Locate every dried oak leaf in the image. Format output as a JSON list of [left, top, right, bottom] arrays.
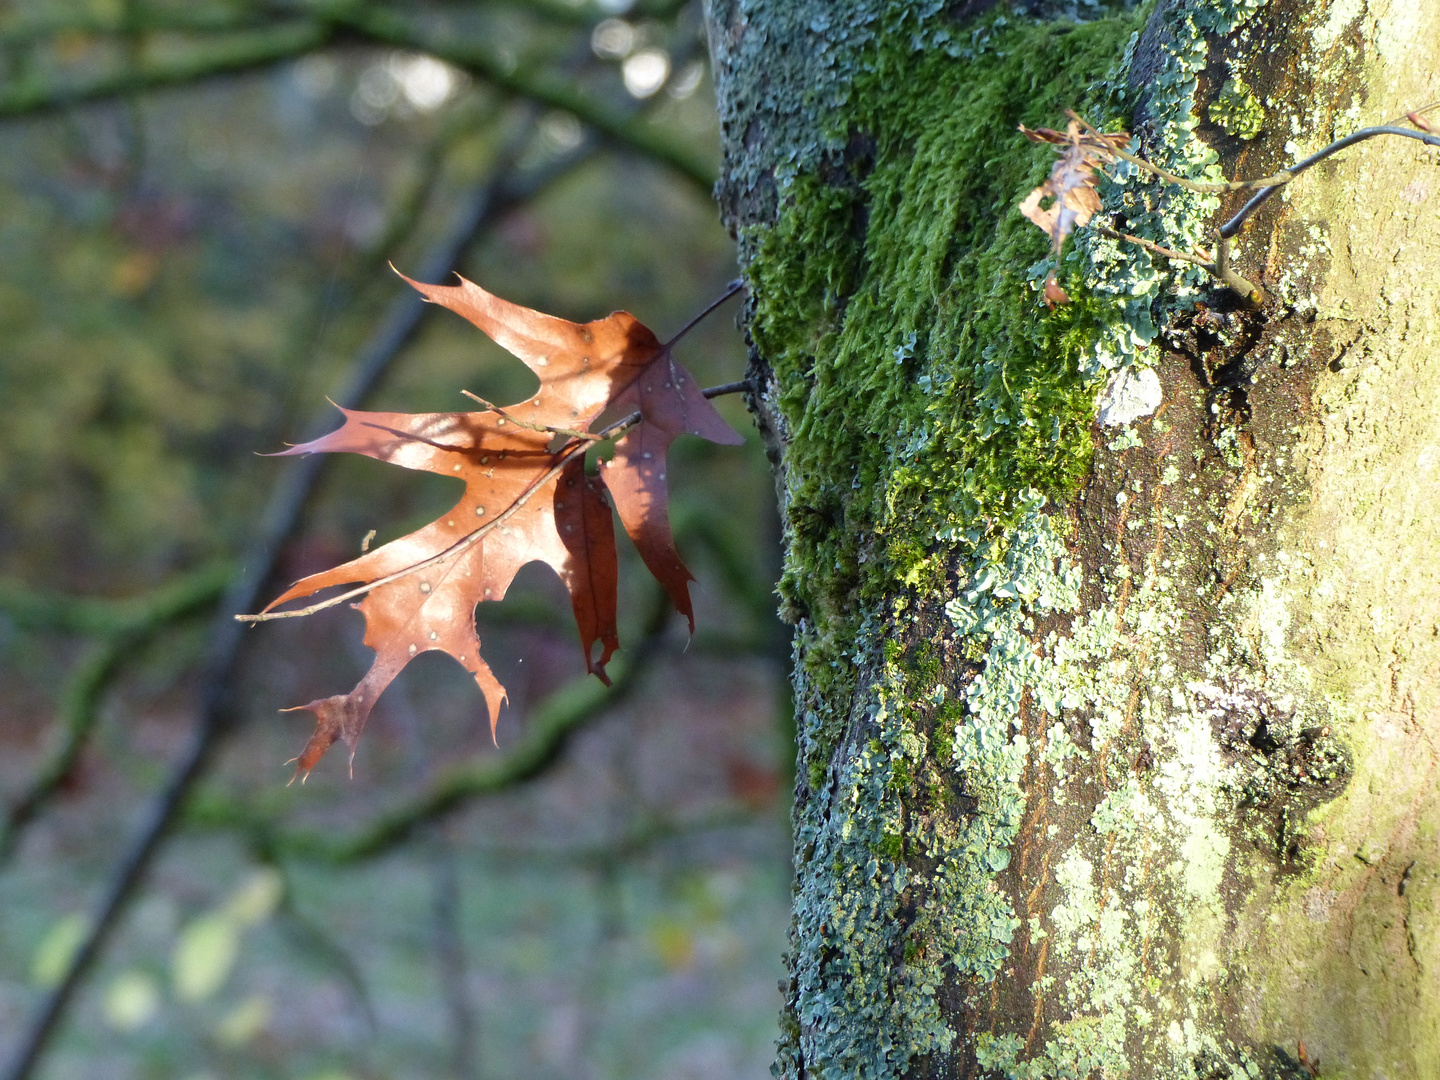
[[1018, 119, 1129, 303], [263, 274, 741, 778]]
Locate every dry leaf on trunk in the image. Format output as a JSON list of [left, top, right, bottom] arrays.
[[1018, 119, 1129, 304]]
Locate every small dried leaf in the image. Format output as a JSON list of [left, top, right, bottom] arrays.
[[1018, 119, 1129, 257], [1042, 273, 1071, 307]]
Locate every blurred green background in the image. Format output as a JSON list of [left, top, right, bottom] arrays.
[[0, 3, 791, 1078]]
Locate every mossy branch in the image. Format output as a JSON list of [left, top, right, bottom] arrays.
[[0, 3, 714, 192], [0, 563, 232, 860], [0, 21, 333, 117]]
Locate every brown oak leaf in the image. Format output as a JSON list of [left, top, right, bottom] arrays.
[[261, 274, 741, 778]]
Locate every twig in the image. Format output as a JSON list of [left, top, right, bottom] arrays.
[[1095, 226, 1212, 268], [0, 128, 603, 1080], [334, 6, 716, 194], [1069, 108, 1440, 297], [704, 379, 755, 399], [0, 11, 714, 194], [276, 891, 379, 1034], [0, 21, 334, 117], [1095, 225, 1260, 301], [235, 378, 754, 624], [1218, 125, 1440, 238], [1078, 114, 1440, 298], [662, 279, 745, 350]]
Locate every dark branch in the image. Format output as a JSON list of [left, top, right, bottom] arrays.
[[0, 22, 334, 118], [332, 6, 716, 194], [0, 564, 232, 861], [1219, 125, 1440, 238], [663, 279, 745, 350]]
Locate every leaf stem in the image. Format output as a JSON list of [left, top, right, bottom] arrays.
[[458, 391, 595, 441]]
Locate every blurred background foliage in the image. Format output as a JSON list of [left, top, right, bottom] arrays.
[[0, 2, 790, 1078]]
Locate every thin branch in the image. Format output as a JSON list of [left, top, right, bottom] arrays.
[[334, 5, 716, 195], [1080, 116, 1440, 299], [0, 8, 272, 47], [0, 562, 230, 636], [1218, 125, 1440, 238], [276, 891, 379, 1034], [0, 6, 714, 194], [236, 379, 754, 624], [662, 279, 745, 350], [702, 378, 754, 399], [0, 21, 333, 118], [1095, 225, 1211, 267], [1072, 109, 1440, 241], [0, 564, 231, 861]]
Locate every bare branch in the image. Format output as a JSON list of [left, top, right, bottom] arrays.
[[1095, 225, 1211, 267], [662, 279, 745, 350], [1218, 125, 1440, 238]]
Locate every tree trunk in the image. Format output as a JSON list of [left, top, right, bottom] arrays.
[[705, 0, 1440, 1076]]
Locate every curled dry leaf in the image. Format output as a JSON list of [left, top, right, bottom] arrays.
[[260, 274, 741, 778], [1018, 119, 1129, 303]]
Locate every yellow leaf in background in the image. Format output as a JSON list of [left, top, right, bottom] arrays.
[[31, 914, 88, 988], [224, 867, 284, 927], [650, 920, 695, 971], [103, 970, 160, 1031], [215, 993, 272, 1047], [172, 913, 239, 1003], [110, 251, 161, 298]]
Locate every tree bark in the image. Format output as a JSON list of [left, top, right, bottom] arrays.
[[705, 0, 1440, 1076]]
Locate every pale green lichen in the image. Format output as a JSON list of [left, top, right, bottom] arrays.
[[1209, 75, 1266, 139]]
